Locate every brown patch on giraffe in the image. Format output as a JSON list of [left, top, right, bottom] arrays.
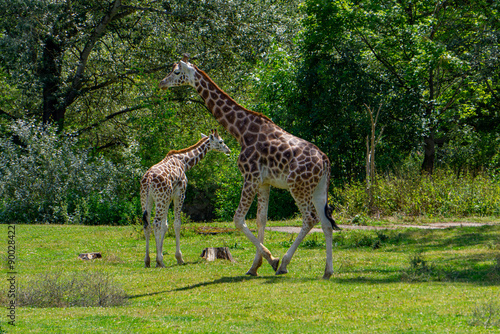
[[257, 142, 270, 156], [207, 100, 215, 110], [200, 79, 207, 88], [244, 133, 257, 146], [216, 99, 224, 107], [213, 107, 222, 118], [228, 125, 239, 137], [248, 123, 260, 133], [210, 91, 218, 99], [236, 118, 248, 132], [202, 89, 209, 99], [243, 146, 256, 158], [226, 111, 236, 124]]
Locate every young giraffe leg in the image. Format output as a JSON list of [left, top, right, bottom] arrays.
[[246, 184, 270, 276], [144, 223, 152, 268], [153, 203, 169, 268], [234, 181, 279, 271], [172, 189, 185, 265], [141, 188, 153, 268]]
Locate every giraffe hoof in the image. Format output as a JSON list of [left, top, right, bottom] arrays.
[[322, 272, 332, 280], [275, 268, 288, 275], [246, 270, 258, 276], [270, 258, 280, 272]]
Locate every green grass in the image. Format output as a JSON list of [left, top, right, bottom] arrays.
[[1, 221, 500, 333]]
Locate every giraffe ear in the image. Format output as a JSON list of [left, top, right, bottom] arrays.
[[214, 129, 219, 137], [201, 133, 207, 138]]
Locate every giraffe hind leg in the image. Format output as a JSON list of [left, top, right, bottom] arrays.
[[246, 185, 270, 276]]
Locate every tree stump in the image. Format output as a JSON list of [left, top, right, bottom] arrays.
[[200, 247, 235, 262], [78, 252, 102, 260]]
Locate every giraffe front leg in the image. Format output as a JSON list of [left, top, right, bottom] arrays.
[[153, 206, 169, 268], [246, 185, 270, 276], [234, 181, 279, 272]]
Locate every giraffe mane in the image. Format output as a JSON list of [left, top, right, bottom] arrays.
[[164, 136, 209, 158], [193, 64, 275, 124]]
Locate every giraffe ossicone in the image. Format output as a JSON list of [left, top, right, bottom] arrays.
[[160, 56, 340, 279], [140, 129, 230, 268]]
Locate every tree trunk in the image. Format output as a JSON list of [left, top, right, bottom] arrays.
[[41, 36, 64, 128], [200, 247, 235, 262], [421, 134, 435, 174]]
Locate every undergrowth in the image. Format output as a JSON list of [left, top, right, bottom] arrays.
[[335, 168, 500, 219], [16, 271, 127, 308]]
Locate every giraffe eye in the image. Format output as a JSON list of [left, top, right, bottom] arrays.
[[174, 70, 180, 75]]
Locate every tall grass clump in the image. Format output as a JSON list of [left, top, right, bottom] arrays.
[[17, 271, 127, 307], [336, 168, 500, 218], [0, 119, 143, 224]]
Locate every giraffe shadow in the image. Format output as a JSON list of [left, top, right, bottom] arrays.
[[127, 275, 284, 300], [173, 274, 285, 292]]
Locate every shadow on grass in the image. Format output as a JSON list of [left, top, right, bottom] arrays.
[[172, 274, 288, 292], [127, 275, 287, 299]]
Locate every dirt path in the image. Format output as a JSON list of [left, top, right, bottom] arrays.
[[266, 222, 497, 234]]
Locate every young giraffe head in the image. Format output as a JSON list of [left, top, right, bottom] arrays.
[[159, 54, 196, 89], [203, 129, 231, 156]]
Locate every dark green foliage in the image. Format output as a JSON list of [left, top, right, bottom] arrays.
[[0, 120, 142, 224]]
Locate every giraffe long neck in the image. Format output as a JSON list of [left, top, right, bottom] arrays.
[[193, 67, 273, 145], [166, 138, 210, 171]]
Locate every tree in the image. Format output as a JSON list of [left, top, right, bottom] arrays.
[[324, 0, 500, 173], [259, 0, 500, 178], [0, 0, 299, 144]]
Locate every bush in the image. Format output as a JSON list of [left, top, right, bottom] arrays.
[[0, 119, 143, 224], [335, 168, 500, 219], [17, 271, 127, 307]]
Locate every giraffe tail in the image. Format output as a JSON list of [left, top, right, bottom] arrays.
[[143, 210, 149, 229], [321, 159, 341, 231], [324, 203, 341, 230]]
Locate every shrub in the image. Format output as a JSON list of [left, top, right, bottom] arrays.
[[335, 168, 500, 219], [468, 299, 500, 329], [0, 119, 143, 224], [17, 271, 127, 308]]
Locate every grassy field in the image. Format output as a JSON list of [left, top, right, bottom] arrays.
[[1, 220, 500, 333]]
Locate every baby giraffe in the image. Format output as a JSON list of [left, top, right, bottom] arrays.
[[141, 129, 230, 268]]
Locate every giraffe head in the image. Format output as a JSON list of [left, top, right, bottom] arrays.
[[202, 129, 231, 156], [159, 54, 196, 89]]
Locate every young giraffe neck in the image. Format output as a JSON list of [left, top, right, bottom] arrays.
[[164, 137, 209, 171], [193, 66, 274, 145]]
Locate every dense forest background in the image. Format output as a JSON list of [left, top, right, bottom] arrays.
[[1, 0, 499, 224]]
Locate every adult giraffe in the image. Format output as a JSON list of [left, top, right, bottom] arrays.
[[159, 55, 340, 279]]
